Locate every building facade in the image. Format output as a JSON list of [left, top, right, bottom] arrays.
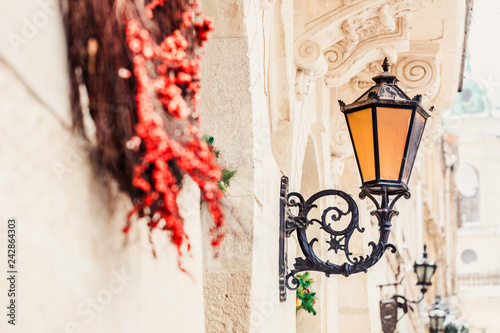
[[199, 0, 468, 332], [446, 73, 500, 333], [0, 0, 470, 332]]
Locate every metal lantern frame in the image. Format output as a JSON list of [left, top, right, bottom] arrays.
[[414, 244, 437, 293], [279, 58, 433, 302]]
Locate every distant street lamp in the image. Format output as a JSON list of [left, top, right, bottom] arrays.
[[393, 245, 437, 306], [429, 303, 447, 333], [378, 245, 438, 333], [414, 245, 437, 294]]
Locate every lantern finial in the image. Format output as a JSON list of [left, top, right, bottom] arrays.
[[372, 58, 398, 85], [382, 57, 391, 72]]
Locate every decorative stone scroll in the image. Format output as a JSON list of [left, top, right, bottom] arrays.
[[295, 40, 328, 100], [340, 0, 440, 50], [294, 0, 443, 101], [319, 0, 441, 87], [296, 70, 314, 100], [349, 50, 441, 105], [393, 56, 440, 104], [330, 86, 354, 162]]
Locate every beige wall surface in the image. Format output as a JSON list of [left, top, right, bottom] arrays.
[[0, 1, 206, 333]]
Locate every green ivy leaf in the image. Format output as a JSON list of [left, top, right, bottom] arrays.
[[202, 135, 214, 145], [296, 272, 317, 315], [203, 134, 236, 191], [221, 169, 236, 185]]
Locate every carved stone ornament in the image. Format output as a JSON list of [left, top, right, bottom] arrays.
[[296, 40, 328, 77], [378, 4, 396, 31], [295, 70, 314, 101], [350, 53, 440, 105], [393, 56, 441, 104], [324, 17, 406, 87], [330, 127, 354, 159], [330, 87, 355, 159], [295, 40, 328, 100], [350, 61, 387, 92], [320, 0, 441, 87], [340, 0, 440, 50]]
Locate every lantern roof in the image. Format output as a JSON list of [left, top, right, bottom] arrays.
[[339, 58, 433, 119]]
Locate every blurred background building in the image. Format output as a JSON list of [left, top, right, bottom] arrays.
[[441, 1, 500, 331]]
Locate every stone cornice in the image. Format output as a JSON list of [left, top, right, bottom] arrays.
[[295, 0, 442, 94]]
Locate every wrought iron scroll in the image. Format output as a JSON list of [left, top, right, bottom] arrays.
[[279, 176, 410, 302]]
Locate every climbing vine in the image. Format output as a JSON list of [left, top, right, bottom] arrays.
[[65, 0, 224, 270]]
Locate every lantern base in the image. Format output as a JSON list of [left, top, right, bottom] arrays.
[[361, 181, 408, 196]]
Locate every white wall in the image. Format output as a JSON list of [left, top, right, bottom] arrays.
[[0, 2, 206, 332]]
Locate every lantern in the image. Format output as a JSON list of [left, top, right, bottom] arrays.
[[339, 58, 432, 195], [414, 245, 438, 292], [429, 306, 447, 332]]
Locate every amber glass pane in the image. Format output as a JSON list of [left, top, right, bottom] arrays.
[[347, 108, 375, 182], [377, 107, 412, 180], [402, 112, 426, 183]]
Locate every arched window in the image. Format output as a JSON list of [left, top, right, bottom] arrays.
[[454, 163, 480, 227]]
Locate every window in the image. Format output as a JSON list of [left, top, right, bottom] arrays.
[[454, 163, 480, 226], [461, 249, 477, 264]]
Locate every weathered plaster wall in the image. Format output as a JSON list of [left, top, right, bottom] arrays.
[[0, 2, 206, 333]]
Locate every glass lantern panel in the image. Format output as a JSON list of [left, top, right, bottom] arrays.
[[430, 317, 438, 329], [424, 264, 437, 284], [437, 317, 445, 329], [377, 107, 412, 181], [346, 108, 376, 182], [402, 112, 426, 184], [415, 264, 426, 284]]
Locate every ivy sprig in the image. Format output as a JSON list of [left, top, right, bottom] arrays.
[[296, 272, 317, 315], [203, 135, 237, 192]]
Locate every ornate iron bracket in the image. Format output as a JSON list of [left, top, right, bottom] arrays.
[[279, 176, 410, 302], [379, 294, 418, 333]]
